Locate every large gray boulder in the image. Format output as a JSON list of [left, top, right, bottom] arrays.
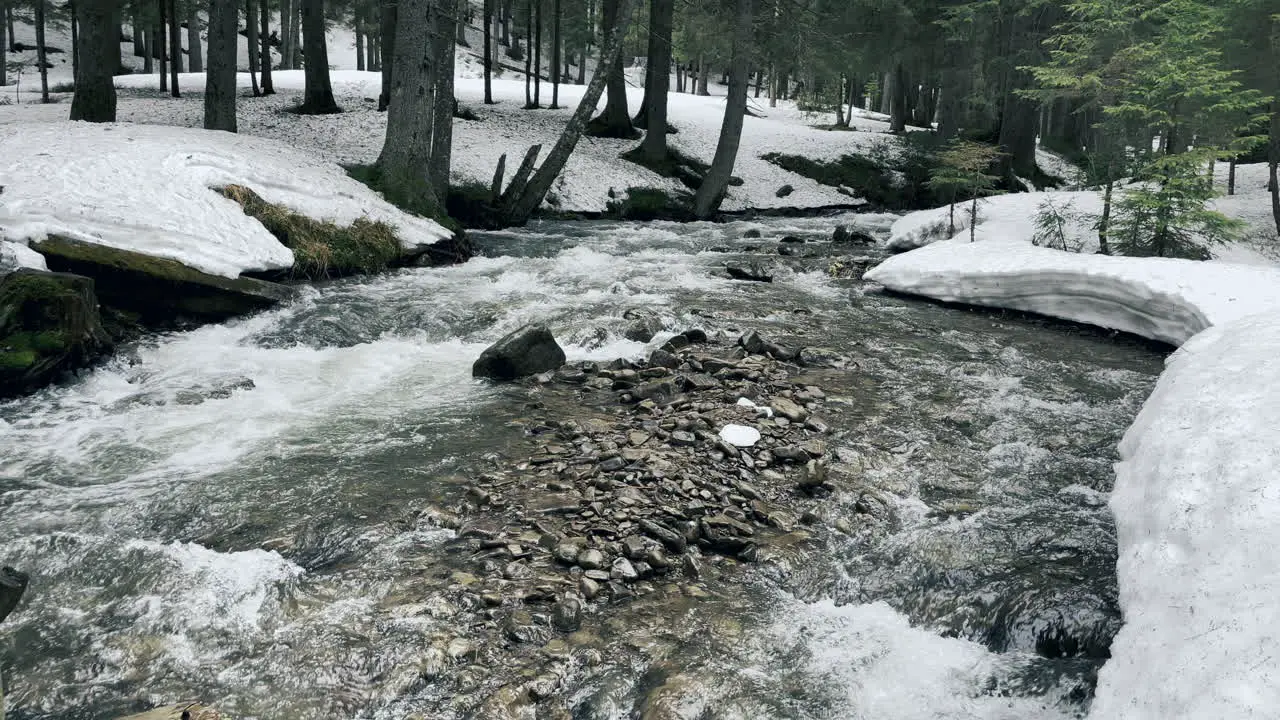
[[0, 566, 28, 625], [473, 324, 566, 380]]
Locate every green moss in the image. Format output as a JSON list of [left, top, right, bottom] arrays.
[[218, 185, 403, 280], [33, 235, 235, 286], [344, 165, 463, 234], [0, 350, 37, 370]]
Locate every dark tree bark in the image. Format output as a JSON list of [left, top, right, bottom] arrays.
[[367, 31, 378, 70], [298, 0, 340, 113], [356, 13, 365, 70], [132, 5, 145, 56], [550, 0, 560, 108], [533, 0, 542, 106], [70, 0, 122, 121], [377, 0, 441, 215], [576, 49, 584, 83], [288, 0, 301, 67], [524, 0, 532, 106], [5, 1, 15, 52], [259, 0, 274, 93], [586, 0, 636, 138], [503, 0, 635, 223], [936, 66, 963, 140], [156, 0, 167, 92], [187, 6, 202, 72], [378, 0, 395, 110], [456, 0, 468, 45], [633, 0, 670, 131], [483, 0, 494, 103], [0, 0, 6, 86], [36, 0, 49, 102], [167, 0, 180, 94], [500, 0, 509, 45], [70, 0, 79, 80], [693, 0, 752, 219], [204, 0, 238, 131], [637, 0, 672, 162], [1270, 101, 1280, 235], [280, 0, 293, 66], [696, 53, 708, 95], [430, 0, 455, 191], [246, 0, 259, 95], [889, 61, 908, 133]]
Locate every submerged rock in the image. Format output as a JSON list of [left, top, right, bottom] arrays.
[[623, 307, 665, 343], [0, 270, 113, 399], [473, 324, 567, 380], [833, 225, 876, 244], [1, 566, 28, 625], [725, 262, 773, 283]]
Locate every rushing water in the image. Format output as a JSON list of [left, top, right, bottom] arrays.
[[0, 215, 1164, 719]]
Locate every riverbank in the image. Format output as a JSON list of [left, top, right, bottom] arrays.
[[867, 238, 1280, 719]]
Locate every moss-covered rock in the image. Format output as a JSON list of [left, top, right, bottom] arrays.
[[0, 269, 113, 398], [32, 235, 295, 325]]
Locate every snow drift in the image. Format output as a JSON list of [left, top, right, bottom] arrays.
[[866, 240, 1280, 719], [0, 122, 452, 278]]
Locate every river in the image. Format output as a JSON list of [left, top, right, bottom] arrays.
[[0, 214, 1164, 719]]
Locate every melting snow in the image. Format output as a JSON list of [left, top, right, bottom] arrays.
[[719, 423, 761, 447]]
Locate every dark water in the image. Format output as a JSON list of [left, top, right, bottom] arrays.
[[0, 214, 1163, 719]]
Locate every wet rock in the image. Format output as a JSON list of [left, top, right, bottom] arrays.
[[114, 706, 223, 720], [631, 380, 677, 403], [780, 235, 804, 243], [669, 430, 696, 446], [623, 535, 652, 560], [773, 444, 808, 463], [775, 184, 795, 198], [623, 308, 665, 343], [661, 334, 690, 353], [833, 225, 876, 244], [725, 262, 773, 283], [580, 576, 602, 599], [472, 324, 567, 380], [797, 346, 841, 367], [610, 557, 639, 581], [552, 597, 584, 632], [503, 610, 553, 644], [1, 566, 29, 625], [577, 548, 606, 570], [599, 456, 626, 472], [553, 542, 580, 565], [738, 330, 767, 354], [0, 270, 113, 400], [770, 397, 808, 422], [639, 518, 688, 553], [699, 514, 754, 553], [648, 348, 680, 369], [683, 328, 708, 344], [628, 430, 651, 446], [778, 245, 800, 257], [798, 459, 829, 491], [742, 229, 762, 239]]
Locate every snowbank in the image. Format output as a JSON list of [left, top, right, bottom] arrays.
[[866, 240, 1280, 718], [1, 240, 48, 274], [885, 191, 1101, 253], [1092, 311, 1280, 720], [0, 122, 451, 278], [865, 239, 1280, 345]]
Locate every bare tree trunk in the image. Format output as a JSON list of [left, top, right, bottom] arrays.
[[456, 0, 468, 45], [430, 0, 455, 191], [504, 0, 634, 223], [356, 14, 365, 70], [279, 0, 292, 65], [260, 0, 274, 93], [550, 0, 560, 107], [0, 0, 6, 86], [637, 0, 671, 162], [298, 0, 340, 112], [36, 0, 49, 102], [483, 0, 494, 103], [586, 0, 635, 137], [576, 49, 585, 83], [693, 0, 751, 219], [246, 0, 260, 94], [70, 0, 122, 121], [5, 2, 15, 52], [132, 5, 145, 55], [187, 6, 203, 72], [167, 0, 180, 94], [204, 0, 238, 131], [288, 0, 301, 67], [378, 0, 396, 109], [533, 0, 542, 106], [889, 61, 907, 134], [696, 54, 708, 95], [70, 0, 79, 81], [367, 32, 378, 70], [1228, 158, 1236, 196], [1098, 178, 1113, 255], [523, 0, 532, 106], [156, 0, 167, 92], [377, 0, 441, 214], [1270, 101, 1280, 236]]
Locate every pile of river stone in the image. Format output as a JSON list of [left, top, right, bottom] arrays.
[[443, 327, 841, 637]]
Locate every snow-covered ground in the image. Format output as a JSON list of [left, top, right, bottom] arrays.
[[885, 166, 1280, 266], [0, 122, 450, 277], [866, 225, 1280, 718]]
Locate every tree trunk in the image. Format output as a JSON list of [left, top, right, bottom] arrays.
[[550, 0, 560, 108], [634, 0, 670, 131], [70, 0, 122, 121], [889, 61, 908, 134], [6, 2, 15, 52], [245, 0, 259, 95], [500, 0, 509, 45], [504, 0, 635, 223], [1270, 100, 1280, 236], [430, 1, 455, 191], [456, 0, 468, 45], [637, 0, 671, 162], [259, 0, 274, 93], [356, 19, 365, 70], [70, 0, 79, 81], [156, 0, 167, 92], [576, 49, 585, 83], [204, 0, 238, 131], [997, 83, 1038, 182], [586, 0, 635, 137], [142, 20, 152, 71], [754, 68, 761, 98], [378, 0, 395, 110], [1228, 158, 1236, 196], [483, 0, 494, 103], [187, 6, 202, 72], [696, 54, 708, 96], [288, 0, 301, 67], [368, 32, 378, 71], [280, 0, 293, 66], [297, 0, 339, 112], [937, 66, 963, 140], [692, 0, 752, 219], [167, 0, 180, 94], [524, 0, 532, 106], [533, 0, 541, 105], [1098, 178, 1113, 255], [0, 0, 5, 86], [376, 0, 441, 215], [132, 6, 145, 56], [36, 0, 49, 102]]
